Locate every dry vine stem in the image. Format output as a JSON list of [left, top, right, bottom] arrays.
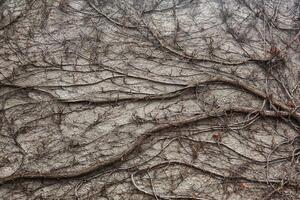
[[0, 107, 295, 181], [0, 0, 299, 199]]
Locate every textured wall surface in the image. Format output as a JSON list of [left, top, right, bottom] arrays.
[[0, 0, 300, 199]]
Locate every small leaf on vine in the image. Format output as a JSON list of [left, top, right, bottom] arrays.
[[212, 132, 221, 142]]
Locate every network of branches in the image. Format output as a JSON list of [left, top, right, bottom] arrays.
[[0, 0, 300, 199]]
